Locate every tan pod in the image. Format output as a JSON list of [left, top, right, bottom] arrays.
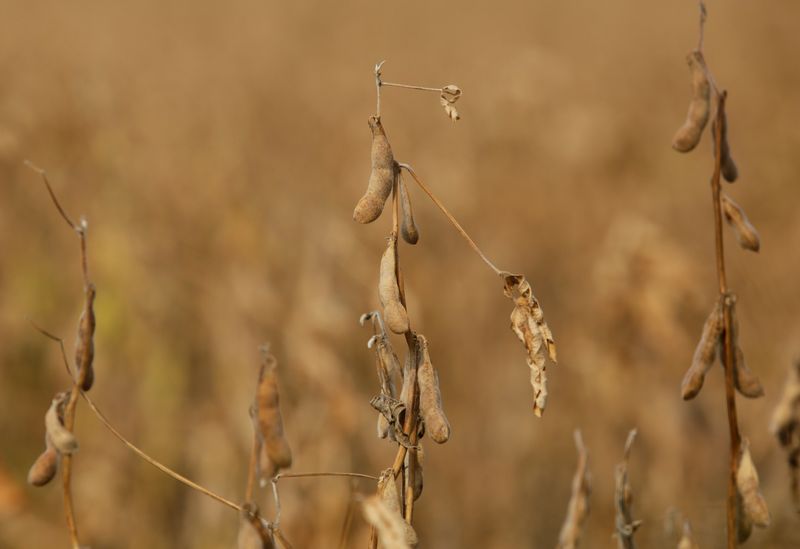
[[713, 106, 739, 182], [256, 351, 292, 470], [398, 173, 419, 245], [721, 193, 760, 252], [672, 51, 711, 153], [416, 335, 450, 444], [681, 300, 723, 400], [729, 301, 764, 398], [27, 442, 58, 487], [354, 116, 397, 224], [736, 439, 770, 528], [377, 469, 418, 547], [45, 392, 78, 455], [378, 237, 409, 334]]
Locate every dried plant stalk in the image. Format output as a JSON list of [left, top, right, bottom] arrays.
[[721, 194, 760, 252], [354, 116, 398, 224], [614, 430, 641, 549], [45, 392, 78, 455], [74, 283, 96, 391], [415, 334, 450, 444], [556, 430, 591, 549], [362, 493, 412, 549], [672, 51, 711, 152], [256, 348, 292, 470], [238, 504, 275, 549], [735, 438, 770, 535], [378, 236, 410, 334], [505, 273, 557, 416], [681, 299, 723, 400], [397, 173, 419, 245], [769, 360, 800, 509]]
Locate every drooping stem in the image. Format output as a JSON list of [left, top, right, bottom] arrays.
[[399, 163, 503, 276], [381, 82, 443, 94], [710, 91, 740, 549], [697, 1, 707, 53]]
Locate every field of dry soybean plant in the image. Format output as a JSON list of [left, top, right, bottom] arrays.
[[1, 1, 800, 548]]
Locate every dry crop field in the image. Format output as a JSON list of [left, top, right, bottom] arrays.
[[1, 1, 799, 548]]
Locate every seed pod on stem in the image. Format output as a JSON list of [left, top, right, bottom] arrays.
[[672, 51, 711, 153], [354, 116, 398, 224], [727, 299, 764, 399], [255, 347, 292, 471], [44, 392, 78, 455], [721, 193, 760, 252], [397, 173, 419, 245], [27, 437, 59, 487], [416, 334, 450, 444], [505, 273, 556, 417], [74, 283, 96, 391], [712, 105, 739, 182], [736, 438, 770, 530], [377, 469, 418, 547], [374, 336, 399, 439], [406, 445, 424, 501], [378, 236, 409, 334], [681, 299, 723, 400]]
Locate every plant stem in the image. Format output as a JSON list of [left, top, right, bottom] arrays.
[[381, 82, 442, 93], [245, 430, 258, 504], [710, 91, 740, 549], [399, 163, 503, 276]]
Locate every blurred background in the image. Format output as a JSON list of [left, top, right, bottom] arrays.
[[1, 0, 799, 547]]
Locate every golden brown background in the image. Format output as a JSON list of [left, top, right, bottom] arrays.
[[1, 0, 799, 547]]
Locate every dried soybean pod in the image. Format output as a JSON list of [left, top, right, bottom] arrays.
[[362, 494, 412, 549], [736, 439, 771, 528], [409, 445, 423, 501], [354, 116, 397, 224], [397, 173, 419, 245], [375, 337, 399, 439], [416, 334, 450, 444], [74, 283, 96, 391], [27, 440, 58, 487], [256, 349, 292, 470], [681, 300, 723, 400], [45, 392, 78, 454], [713, 106, 739, 182], [378, 236, 409, 334], [377, 469, 418, 546], [735, 491, 753, 544], [728, 301, 765, 398], [672, 51, 711, 153], [721, 193, 760, 252]]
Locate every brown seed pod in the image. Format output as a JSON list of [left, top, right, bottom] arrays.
[[397, 173, 419, 245], [354, 116, 397, 224], [362, 494, 412, 549], [255, 348, 292, 470], [681, 300, 723, 400], [408, 446, 423, 501], [728, 300, 765, 398], [721, 193, 760, 252], [712, 106, 739, 182], [770, 360, 800, 508], [736, 438, 770, 528], [27, 442, 58, 487], [45, 392, 78, 455], [735, 490, 753, 544], [416, 335, 450, 444], [505, 273, 556, 417], [74, 283, 96, 391], [672, 51, 711, 153], [377, 469, 418, 547], [378, 237, 409, 334]]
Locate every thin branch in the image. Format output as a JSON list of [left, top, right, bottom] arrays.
[[245, 429, 259, 504], [33, 326, 243, 512], [399, 163, 503, 276], [375, 61, 385, 118], [275, 472, 379, 482], [381, 82, 443, 94], [697, 1, 707, 53]]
